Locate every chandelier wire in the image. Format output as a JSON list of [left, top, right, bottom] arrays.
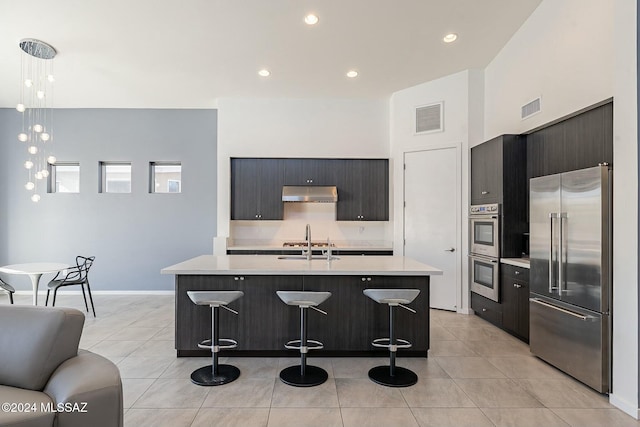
[[17, 39, 58, 202]]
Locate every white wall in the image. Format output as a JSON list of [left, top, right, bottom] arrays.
[[215, 98, 391, 252], [484, 0, 638, 416], [484, 0, 614, 139], [612, 0, 638, 416], [390, 69, 484, 312]]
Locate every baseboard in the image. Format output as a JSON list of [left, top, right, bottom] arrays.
[[14, 290, 175, 296], [609, 393, 640, 419], [457, 307, 474, 315]]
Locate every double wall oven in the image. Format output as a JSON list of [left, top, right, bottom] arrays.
[[469, 204, 500, 302]]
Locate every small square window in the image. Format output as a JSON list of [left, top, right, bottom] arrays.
[[48, 162, 80, 193], [100, 162, 131, 193], [150, 162, 182, 193]]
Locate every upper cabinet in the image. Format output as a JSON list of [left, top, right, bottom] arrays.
[[471, 134, 526, 206], [230, 158, 389, 221], [231, 158, 284, 220], [336, 159, 389, 221], [471, 134, 527, 257], [470, 136, 502, 204], [526, 101, 613, 179], [283, 159, 336, 186]]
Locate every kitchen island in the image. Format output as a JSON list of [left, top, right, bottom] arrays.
[[162, 255, 442, 357]]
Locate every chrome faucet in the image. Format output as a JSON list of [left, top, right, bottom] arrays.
[[324, 237, 334, 262], [303, 224, 312, 260]]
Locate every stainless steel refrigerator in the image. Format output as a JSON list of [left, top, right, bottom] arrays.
[[529, 165, 611, 393]]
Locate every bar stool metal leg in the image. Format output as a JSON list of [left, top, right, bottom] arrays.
[[279, 306, 328, 387], [368, 304, 418, 387], [191, 305, 241, 386]]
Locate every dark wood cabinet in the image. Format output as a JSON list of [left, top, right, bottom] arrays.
[[231, 158, 284, 220], [500, 264, 529, 342], [471, 292, 503, 327], [231, 157, 389, 222], [471, 134, 526, 206], [470, 137, 502, 204], [526, 101, 613, 180], [283, 159, 336, 186], [336, 159, 389, 221], [471, 134, 528, 258]]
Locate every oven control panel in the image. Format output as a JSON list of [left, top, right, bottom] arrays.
[[470, 204, 500, 215]]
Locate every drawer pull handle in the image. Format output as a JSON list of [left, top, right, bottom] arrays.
[[481, 191, 489, 195], [482, 308, 487, 312], [515, 271, 520, 275], [513, 283, 522, 288], [530, 298, 595, 321]]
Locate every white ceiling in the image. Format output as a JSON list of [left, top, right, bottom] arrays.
[[0, 0, 542, 108]]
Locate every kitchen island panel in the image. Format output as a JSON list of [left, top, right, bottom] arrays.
[[176, 275, 303, 355], [302, 275, 429, 353], [175, 273, 430, 357], [167, 255, 440, 357]]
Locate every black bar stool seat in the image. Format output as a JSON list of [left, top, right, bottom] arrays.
[[364, 288, 420, 387], [276, 291, 331, 387], [187, 290, 243, 386]]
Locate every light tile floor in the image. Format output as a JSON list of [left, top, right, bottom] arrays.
[[3, 293, 639, 427]]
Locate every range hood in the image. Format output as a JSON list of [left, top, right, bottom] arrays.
[[282, 186, 338, 203]]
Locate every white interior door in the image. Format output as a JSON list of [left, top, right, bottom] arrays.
[[404, 147, 460, 311]]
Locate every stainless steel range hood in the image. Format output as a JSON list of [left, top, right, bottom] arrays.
[[282, 186, 338, 203]]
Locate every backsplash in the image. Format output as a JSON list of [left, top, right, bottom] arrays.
[[230, 203, 392, 246]]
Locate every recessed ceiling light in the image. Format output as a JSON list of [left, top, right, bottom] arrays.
[[346, 70, 359, 78], [258, 69, 271, 77], [304, 14, 319, 25], [443, 33, 458, 43]]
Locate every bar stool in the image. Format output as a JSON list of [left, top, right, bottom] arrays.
[[276, 291, 331, 387], [363, 289, 420, 387], [187, 290, 244, 386]]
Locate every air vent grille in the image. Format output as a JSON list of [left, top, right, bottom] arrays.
[[521, 97, 541, 119], [415, 102, 443, 134]]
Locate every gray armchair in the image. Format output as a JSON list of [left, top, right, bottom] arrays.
[[0, 305, 122, 427]]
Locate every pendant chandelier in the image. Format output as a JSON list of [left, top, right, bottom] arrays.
[[16, 38, 58, 203]]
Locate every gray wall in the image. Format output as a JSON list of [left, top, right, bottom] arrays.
[[0, 108, 217, 291]]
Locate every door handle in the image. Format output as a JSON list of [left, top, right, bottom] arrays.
[[445, 248, 455, 252], [559, 213, 567, 295], [548, 213, 558, 293]]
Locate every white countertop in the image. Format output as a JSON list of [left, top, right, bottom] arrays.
[[161, 255, 442, 276], [500, 258, 530, 269]]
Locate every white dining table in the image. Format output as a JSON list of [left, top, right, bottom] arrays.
[[0, 262, 70, 306]]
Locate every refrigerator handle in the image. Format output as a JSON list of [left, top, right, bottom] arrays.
[[530, 298, 596, 322], [548, 213, 557, 293], [559, 212, 567, 295]]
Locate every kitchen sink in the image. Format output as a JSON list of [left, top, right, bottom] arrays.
[[277, 256, 340, 260]]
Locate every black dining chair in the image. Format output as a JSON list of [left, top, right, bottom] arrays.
[[0, 278, 15, 304], [45, 256, 96, 317]]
